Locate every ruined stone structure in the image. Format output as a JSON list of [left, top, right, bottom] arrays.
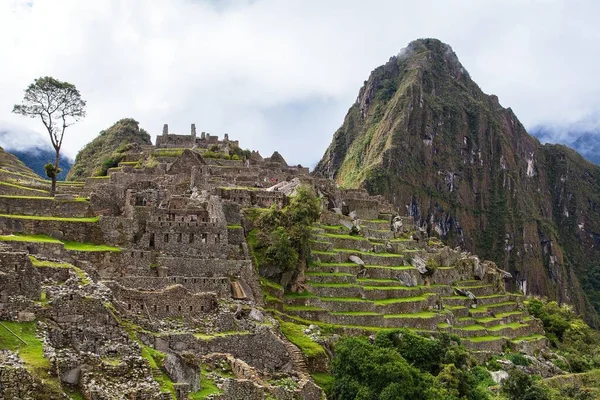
[[0, 123, 549, 398]]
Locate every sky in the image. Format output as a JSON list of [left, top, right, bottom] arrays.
[[1, 0, 600, 167]]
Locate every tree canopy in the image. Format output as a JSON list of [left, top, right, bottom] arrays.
[[13, 76, 86, 194]]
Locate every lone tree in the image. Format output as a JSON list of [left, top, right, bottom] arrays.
[[13, 77, 86, 195]]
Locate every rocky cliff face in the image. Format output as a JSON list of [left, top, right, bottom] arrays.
[[67, 118, 151, 180], [315, 38, 600, 325]]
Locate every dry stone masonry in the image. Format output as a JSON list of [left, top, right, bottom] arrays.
[[0, 123, 549, 398]]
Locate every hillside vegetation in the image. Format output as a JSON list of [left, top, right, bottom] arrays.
[[67, 118, 151, 180]]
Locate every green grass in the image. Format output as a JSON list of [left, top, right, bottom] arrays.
[[308, 282, 360, 288], [310, 262, 357, 267], [284, 305, 325, 312], [320, 297, 369, 302], [189, 368, 222, 399], [0, 233, 61, 243], [333, 248, 402, 257], [0, 195, 88, 202], [384, 311, 439, 319], [458, 325, 486, 331], [364, 265, 414, 270], [362, 285, 422, 291], [0, 233, 120, 252], [29, 256, 91, 285], [330, 311, 380, 316], [64, 241, 121, 252], [260, 277, 283, 291], [0, 213, 98, 222], [311, 372, 334, 394], [0, 180, 49, 193], [0, 321, 63, 393], [305, 272, 354, 277], [141, 346, 176, 399], [466, 336, 505, 343], [487, 322, 528, 331], [227, 224, 243, 229], [278, 319, 326, 358], [374, 295, 433, 305], [321, 233, 369, 241]]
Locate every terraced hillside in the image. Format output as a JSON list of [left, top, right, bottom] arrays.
[[269, 207, 547, 359]]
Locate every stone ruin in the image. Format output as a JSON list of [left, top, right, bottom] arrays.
[[0, 123, 550, 398]]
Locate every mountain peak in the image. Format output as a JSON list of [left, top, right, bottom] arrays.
[[315, 39, 600, 325]]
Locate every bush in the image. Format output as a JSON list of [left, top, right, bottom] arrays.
[[249, 185, 320, 286], [506, 353, 530, 366], [501, 369, 551, 400]]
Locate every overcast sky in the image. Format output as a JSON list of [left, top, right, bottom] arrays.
[[1, 0, 599, 167]]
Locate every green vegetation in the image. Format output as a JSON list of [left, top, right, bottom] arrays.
[[247, 185, 320, 287], [0, 180, 49, 193], [64, 241, 121, 252], [0, 233, 121, 252], [0, 194, 88, 202], [528, 298, 600, 373], [141, 346, 176, 399], [0, 213, 99, 222], [329, 329, 490, 400], [29, 256, 91, 285], [0, 321, 64, 395], [68, 118, 151, 180], [278, 319, 326, 358]]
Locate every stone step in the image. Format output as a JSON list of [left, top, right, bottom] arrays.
[[453, 284, 497, 297], [305, 272, 357, 284], [309, 240, 334, 252], [307, 283, 363, 298]]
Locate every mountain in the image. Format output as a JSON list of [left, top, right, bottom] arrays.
[[0, 145, 40, 177], [67, 118, 152, 181], [0, 130, 72, 180], [315, 38, 600, 325], [531, 126, 600, 165], [10, 148, 72, 180]]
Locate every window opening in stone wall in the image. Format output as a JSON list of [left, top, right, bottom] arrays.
[[178, 305, 181, 312], [128, 303, 131, 310], [153, 305, 157, 312], [164, 233, 169, 243], [201, 233, 207, 244], [166, 305, 169, 312], [189, 306, 193, 311], [189, 233, 194, 243], [216, 233, 221, 243], [149, 233, 155, 248], [177, 233, 182, 243]]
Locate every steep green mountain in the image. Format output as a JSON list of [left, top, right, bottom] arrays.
[[315, 38, 600, 325], [67, 118, 151, 180]]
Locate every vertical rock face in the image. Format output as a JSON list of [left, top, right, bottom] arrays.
[[314, 38, 600, 325]]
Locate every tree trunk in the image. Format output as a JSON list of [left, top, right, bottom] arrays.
[[51, 149, 59, 196]]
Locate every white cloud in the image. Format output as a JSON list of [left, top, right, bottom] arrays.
[[1, 0, 600, 167]]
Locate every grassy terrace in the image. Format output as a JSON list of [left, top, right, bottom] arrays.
[[0, 233, 121, 252], [29, 256, 91, 285], [373, 294, 435, 305], [0, 195, 88, 202], [0, 213, 98, 222], [465, 335, 505, 343], [333, 248, 403, 257], [0, 180, 49, 193], [0, 321, 68, 396], [305, 272, 354, 277]]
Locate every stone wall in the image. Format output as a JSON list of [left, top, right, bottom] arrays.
[[0, 216, 104, 243], [0, 196, 91, 218], [116, 276, 231, 297], [0, 250, 41, 303], [106, 282, 217, 319]]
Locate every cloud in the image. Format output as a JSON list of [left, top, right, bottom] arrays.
[[1, 0, 600, 166]]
